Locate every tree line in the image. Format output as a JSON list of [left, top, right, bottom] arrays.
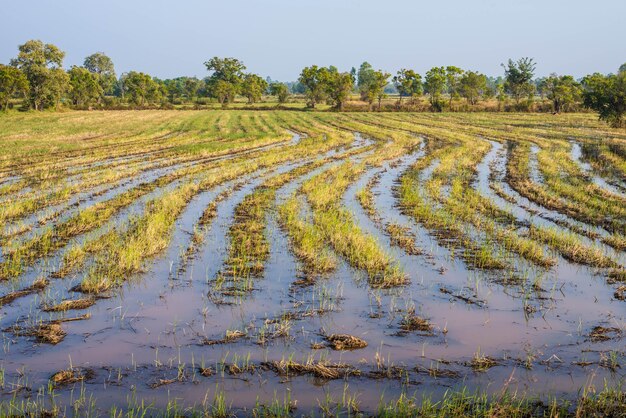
[[0, 40, 624, 127]]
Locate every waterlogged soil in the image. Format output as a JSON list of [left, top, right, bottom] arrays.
[[0, 131, 624, 416]]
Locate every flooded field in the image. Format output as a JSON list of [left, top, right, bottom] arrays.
[[0, 111, 624, 416]]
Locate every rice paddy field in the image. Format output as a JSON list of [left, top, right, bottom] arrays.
[[0, 110, 624, 416]]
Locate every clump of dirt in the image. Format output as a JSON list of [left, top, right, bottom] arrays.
[[469, 353, 498, 371], [50, 368, 94, 387], [199, 367, 214, 377], [0, 277, 48, 305], [202, 329, 246, 345], [38, 323, 67, 344], [43, 297, 95, 312], [262, 360, 360, 379], [5, 314, 91, 345], [399, 311, 434, 333], [589, 326, 622, 342], [310, 342, 326, 350], [226, 363, 256, 376], [8, 323, 67, 345], [607, 268, 626, 283], [614, 285, 626, 301], [291, 276, 316, 288], [325, 334, 368, 350], [150, 377, 181, 388]]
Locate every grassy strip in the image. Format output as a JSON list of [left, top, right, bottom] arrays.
[[0, 383, 622, 417], [446, 181, 556, 268], [303, 163, 406, 287], [377, 386, 625, 418], [528, 225, 618, 268], [278, 196, 337, 274], [399, 169, 507, 270], [75, 129, 356, 293], [507, 143, 626, 235]]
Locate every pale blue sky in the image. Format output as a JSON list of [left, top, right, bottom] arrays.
[[1, 0, 624, 80]]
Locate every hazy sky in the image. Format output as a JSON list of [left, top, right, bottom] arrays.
[[1, 0, 624, 81]]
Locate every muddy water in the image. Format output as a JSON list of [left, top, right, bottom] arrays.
[[485, 140, 626, 265], [339, 147, 623, 391], [0, 135, 624, 415]]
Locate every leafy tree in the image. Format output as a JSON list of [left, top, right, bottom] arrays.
[[204, 57, 246, 106], [542, 74, 581, 113], [241, 73, 268, 104], [10, 39, 66, 110], [393, 69, 422, 104], [183, 77, 200, 101], [357, 62, 376, 101], [211, 80, 238, 107], [0, 65, 29, 111], [582, 70, 626, 128], [619, 63, 626, 74], [84, 52, 116, 95], [298, 65, 327, 108], [445, 66, 464, 106], [47, 68, 70, 110], [163, 78, 185, 102], [68, 66, 103, 106], [459, 71, 488, 105], [362, 70, 390, 110], [424, 67, 447, 111], [161, 77, 200, 102], [123, 71, 163, 106], [485, 76, 504, 100], [502, 57, 536, 104], [269, 82, 289, 103], [324, 69, 355, 111]]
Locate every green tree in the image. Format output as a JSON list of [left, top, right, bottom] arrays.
[[211, 80, 237, 107], [543, 74, 581, 113], [324, 69, 355, 111], [163, 78, 185, 102], [204, 57, 246, 106], [47, 68, 70, 110], [10, 39, 66, 110], [362, 70, 390, 110], [241, 73, 268, 104], [269, 82, 289, 103], [424, 67, 447, 111], [183, 77, 200, 101], [502, 57, 536, 104], [357, 62, 376, 101], [83, 52, 116, 96], [123, 71, 162, 106], [459, 71, 488, 105], [445, 66, 464, 106], [68, 66, 103, 107], [0, 65, 29, 111], [298, 65, 328, 108], [393, 69, 422, 104], [582, 70, 626, 128]]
